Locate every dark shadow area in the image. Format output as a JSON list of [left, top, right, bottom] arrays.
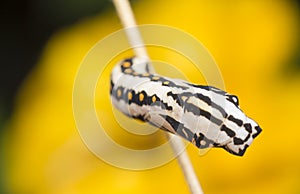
[[0, 0, 110, 129], [289, 0, 300, 72], [0, 0, 111, 193]]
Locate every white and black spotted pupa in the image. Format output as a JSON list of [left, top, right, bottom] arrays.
[[110, 57, 262, 156]]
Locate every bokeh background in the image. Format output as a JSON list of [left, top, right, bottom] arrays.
[[1, 0, 300, 193]]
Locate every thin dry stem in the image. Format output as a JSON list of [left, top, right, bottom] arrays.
[[112, 0, 149, 59], [112, 0, 204, 193]]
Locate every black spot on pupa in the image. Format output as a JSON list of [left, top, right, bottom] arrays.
[[237, 144, 249, 156], [110, 79, 114, 94], [163, 115, 184, 131], [244, 123, 252, 133], [227, 95, 240, 107], [252, 125, 262, 138], [193, 133, 214, 148], [233, 137, 244, 145], [228, 115, 243, 127], [167, 91, 185, 107], [220, 125, 236, 137], [120, 58, 133, 72]]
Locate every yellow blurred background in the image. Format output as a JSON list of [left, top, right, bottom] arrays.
[[1, 0, 300, 193]]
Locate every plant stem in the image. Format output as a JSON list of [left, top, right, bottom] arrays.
[[112, 0, 204, 193]]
